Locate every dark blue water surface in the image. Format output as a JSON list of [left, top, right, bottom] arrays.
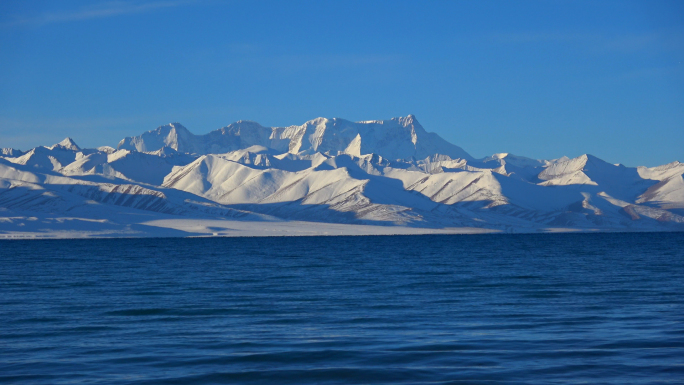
[[1, 233, 683, 384]]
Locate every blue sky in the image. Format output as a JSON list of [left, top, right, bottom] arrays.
[[0, 0, 682, 166]]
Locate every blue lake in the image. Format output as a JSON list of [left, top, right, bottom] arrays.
[[1, 233, 683, 384]]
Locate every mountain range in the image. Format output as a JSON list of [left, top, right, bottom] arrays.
[[1, 115, 682, 238]]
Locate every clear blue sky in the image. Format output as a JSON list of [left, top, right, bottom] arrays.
[[1, 0, 682, 166]]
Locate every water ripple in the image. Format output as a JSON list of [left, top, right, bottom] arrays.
[[1, 232, 683, 384]]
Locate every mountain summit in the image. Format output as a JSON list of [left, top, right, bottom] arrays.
[[51, 137, 81, 151]]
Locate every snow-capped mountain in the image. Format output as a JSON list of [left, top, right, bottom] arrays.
[[1, 115, 682, 238]]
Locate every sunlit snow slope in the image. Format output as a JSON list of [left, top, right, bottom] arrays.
[[1, 115, 682, 238]]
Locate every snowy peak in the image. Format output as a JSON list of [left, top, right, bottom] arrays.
[[536, 154, 657, 202], [118, 123, 194, 153], [210, 120, 274, 152], [538, 154, 605, 182], [638, 161, 684, 181], [397, 114, 417, 126], [278, 117, 359, 155], [219, 120, 269, 135], [395, 114, 421, 144], [481, 153, 545, 169], [50, 137, 80, 151], [637, 175, 684, 209], [1, 148, 24, 157]]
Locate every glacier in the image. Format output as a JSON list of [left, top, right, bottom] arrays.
[[1, 115, 682, 238]]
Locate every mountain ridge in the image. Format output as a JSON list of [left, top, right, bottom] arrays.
[[117, 115, 473, 161]]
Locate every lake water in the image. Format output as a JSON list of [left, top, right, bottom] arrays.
[[1, 233, 683, 384]]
